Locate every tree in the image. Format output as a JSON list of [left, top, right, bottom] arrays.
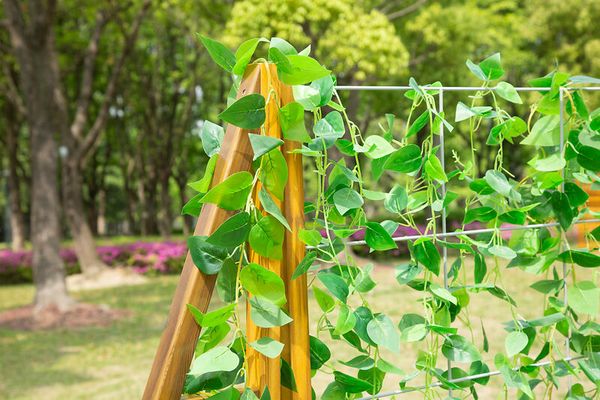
[[58, 0, 151, 274], [3, 0, 73, 311]]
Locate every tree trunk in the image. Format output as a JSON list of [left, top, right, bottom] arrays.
[[97, 188, 107, 236], [63, 163, 108, 275], [4, 0, 73, 311], [176, 178, 192, 236], [5, 100, 27, 251], [157, 174, 172, 238]]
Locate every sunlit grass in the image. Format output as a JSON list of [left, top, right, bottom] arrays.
[[0, 258, 594, 399]]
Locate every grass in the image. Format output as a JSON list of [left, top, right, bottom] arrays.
[[0, 258, 593, 399]]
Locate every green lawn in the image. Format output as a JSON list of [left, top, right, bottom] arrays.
[[0, 260, 593, 399]]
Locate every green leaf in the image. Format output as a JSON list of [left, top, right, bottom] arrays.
[[292, 85, 320, 111], [249, 215, 285, 260], [200, 171, 253, 211], [558, 250, 600, 267], [564, 182, 589, 207], [314, 111, 344, 139], [259, 149, 288, 200], [399, 314, 428, 342], [577, 146, 600, 171], [188, 236, 229, 275], [365, 222, 397, 251], [317, 272, 349, 302], [413, 240, 440, 275], [551, 191, 573, 230], [484, 170, 512, 197], [406, 110, 430, 138], [429, 283, 457, 304], [464, 207, 497, 224], [240, 389, 259, 400], [384, 185, 408, 214], [496, 82, 522, 104], [278, 55, 331, 85], [531, 153, 565, 172], [258, 188, 291, 231], [291, 251, 317, 280], [442, 335, 481, 363], [207, 212, 251, 248], [249, 297, 292, 328], [505, 331, 528, 357], [249, 134, 283, 161], [189, 155, 219, 194], [333, 187, 363, 215], [366, 314, 399, 352], [474, 253, 487, 284], [218, 94, 266, 129], [189, 346, 239, 376], [298, 229, 322, 247], [311, 75, 335, 107], [488, 245, 517, 260], [249, 337, 284, 358], [495, 354, 533, 398], [217, 258, 238, 302], [479, 53, 504, 80], [182, 192, 205, 218], [334, 304, 357, 335], [333, 371, 372, 394], [233, 38, 265, 75], [395, 263, 422, 285], [424, 154, 447, 182], [279, 102, 310, 142], [521, 115, 560, 146], [240, 263, 286, 307], [196, 323, 230, 355], [383, 144, 422, 173], [356, 135, 395, 159], [313, 286, 335, 313], [280, 358, 297, 391], [569, 281, 599, 315], [187, 303, 235, 328], [310, 335, 331, 370], [198, 35, 236, 72], [269, 37, 297, 55], [530, 279, 562, 294], [200, 121, 225, 157]]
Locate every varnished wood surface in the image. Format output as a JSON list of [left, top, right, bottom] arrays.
[[142, 66, 262, 400]]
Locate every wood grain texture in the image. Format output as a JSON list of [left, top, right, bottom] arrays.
[[246, 63, 284, 400], [142, 66, 262, 400]]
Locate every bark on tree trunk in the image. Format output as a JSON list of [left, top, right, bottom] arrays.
[[63, 163, 108, 275], [5, 101, 27, 251], [4, 0, 73, 311], [157, 175, 172, 238]]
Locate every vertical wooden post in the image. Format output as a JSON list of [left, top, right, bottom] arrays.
[[143, 63, 310, 400], [142, 66, 261, 400]]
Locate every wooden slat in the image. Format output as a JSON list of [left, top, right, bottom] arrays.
[[142, 66, 262, 400], [278, 77, 310, 400], [577, 185, 600, 248]]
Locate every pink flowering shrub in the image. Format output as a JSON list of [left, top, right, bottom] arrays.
[[0, 241, 187, 284]]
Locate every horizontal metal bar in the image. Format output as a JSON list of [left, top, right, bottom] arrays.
[[357, 355, 587, 400], [306, 218, 600, 250], [335, 85, 600, 92]]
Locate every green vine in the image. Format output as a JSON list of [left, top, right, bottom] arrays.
[[182, 36, 600, 400]]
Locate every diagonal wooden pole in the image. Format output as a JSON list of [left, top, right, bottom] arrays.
[[142, 66, 262, 400]]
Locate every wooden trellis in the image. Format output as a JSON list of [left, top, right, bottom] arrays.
[[142, 64, 310, 400]]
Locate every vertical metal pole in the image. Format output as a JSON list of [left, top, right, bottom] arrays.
[[437, 90, 452, 396], [559, 88, 571, 394]]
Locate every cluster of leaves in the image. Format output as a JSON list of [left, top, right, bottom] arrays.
[[182, 35, 600, 400]]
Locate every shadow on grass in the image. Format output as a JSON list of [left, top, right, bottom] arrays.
[[0, 276, 179, 399]]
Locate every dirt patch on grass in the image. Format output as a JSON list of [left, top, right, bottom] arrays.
[[0, 303, 131, 331]]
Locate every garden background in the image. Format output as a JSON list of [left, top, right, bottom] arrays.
[[0, 1, 599, 399]]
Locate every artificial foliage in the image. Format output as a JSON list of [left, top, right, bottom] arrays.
[[181, 36, 600, 399]]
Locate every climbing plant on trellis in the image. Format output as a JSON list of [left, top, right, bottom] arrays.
[[143, 37, 600, 400]]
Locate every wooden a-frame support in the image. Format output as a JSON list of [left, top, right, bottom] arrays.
[[143, 64, 310, 400]]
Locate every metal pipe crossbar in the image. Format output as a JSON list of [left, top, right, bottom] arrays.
[[319, 84, 599, 398]]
